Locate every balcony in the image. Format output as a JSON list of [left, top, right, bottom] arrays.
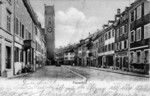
[[24, 40, 35, 49]]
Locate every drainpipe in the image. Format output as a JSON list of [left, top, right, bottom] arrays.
[[13, 0, 16, 75]]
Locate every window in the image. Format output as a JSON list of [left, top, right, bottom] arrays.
[[130, 30, 135, 43], [20, 50, 24, 62], [7, 0, 12, 4], [22, 24, 24, 38], [0, 44, 1, 70], [28, 32, 31, 39], [122, 26, 125, 34], [118, 42, 120, 50], [120, 42, 122, 50], [108, 31, 111, 39], [35, 27, 37, 35], [136, 51, 141, 64], [137, 5, 141, 19], [120, 27, 122, 36], [121, 41, 124, 50], [15, 18, 18, 35], [108, 44, 110, 51], [124, 24, 127, 33], [144, 50, 149, 64], [20, 22, 22, 37], [130, 52, 134, 63], [144, 1, 150, 15], [105, 45, 107, 52], [7, 10, 11, 32], [115, 43, 118, 51], [112, 43, 114, 50], [117, 29, 119, 37], [105, 33, 107, 40], [14, 47, 19, 62], [6, 46, 11, 69], [124, 40, 128, 49], [144, 23, 150, 39], [25, 29, 28, 39], [130, 11, 135, 22], [136, 27, 141, 41], [112, 30, 114, 37]]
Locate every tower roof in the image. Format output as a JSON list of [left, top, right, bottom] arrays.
[[45, 5, 55, 16]]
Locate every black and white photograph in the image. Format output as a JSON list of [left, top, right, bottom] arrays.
[[0, 0, 150, 96]]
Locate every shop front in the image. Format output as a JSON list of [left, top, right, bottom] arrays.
[[23, 40, 35, 72]]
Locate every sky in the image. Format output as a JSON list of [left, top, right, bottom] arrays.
[[30, 0, 135, 48]]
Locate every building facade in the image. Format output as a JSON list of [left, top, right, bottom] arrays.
[[129, 0, 150, 74], [114, 8, 129, 71], [0, 0, 14, 77], [64, 51, 75, 65], [13, 0, 40, 75], [45, 5, 55, 62]]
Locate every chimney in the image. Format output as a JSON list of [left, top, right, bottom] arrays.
[[117, 8, 121, 15], [103, 24, 108, 29], [125, 7, 129, 11], [115, 8, 121, 21], [89, 32, 90, 36], [108, 20, 115, 26]]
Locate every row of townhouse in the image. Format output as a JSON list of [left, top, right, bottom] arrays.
[[63, 45, 75, 65], [0, 0, 46, 77], [74, 0, 150, 75]]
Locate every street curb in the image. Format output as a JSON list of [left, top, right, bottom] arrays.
[[66, 67, 87, 83], [89, 67, 150, 78], [8, 73, 29, 79]]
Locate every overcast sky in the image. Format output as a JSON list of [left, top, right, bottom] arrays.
[[30, 0, 135, 48]]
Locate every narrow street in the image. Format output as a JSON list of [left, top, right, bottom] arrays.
[[67, 66, 150, 81], [1, 65, 149, 96], [17, 66, 82, 81], [16, 65, 149, 82]]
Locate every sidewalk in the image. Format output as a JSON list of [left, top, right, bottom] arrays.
[[89, 67, 150, 78], [8, 73, 29, 79]]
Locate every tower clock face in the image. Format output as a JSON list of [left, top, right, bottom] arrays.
[[47, 27, 52, 33]]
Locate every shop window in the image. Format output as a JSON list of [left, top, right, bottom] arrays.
[[144, 50, 149, 64], [6, 46, 11, 69], [136, 27, 141, 41], [136, 51, 141, 64], [14, 47, 19, 62], [20, 50, 24, 62], [130, 52, 134, 64]]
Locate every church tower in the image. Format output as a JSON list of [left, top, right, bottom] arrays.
[[45, 5, 55, 62]]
